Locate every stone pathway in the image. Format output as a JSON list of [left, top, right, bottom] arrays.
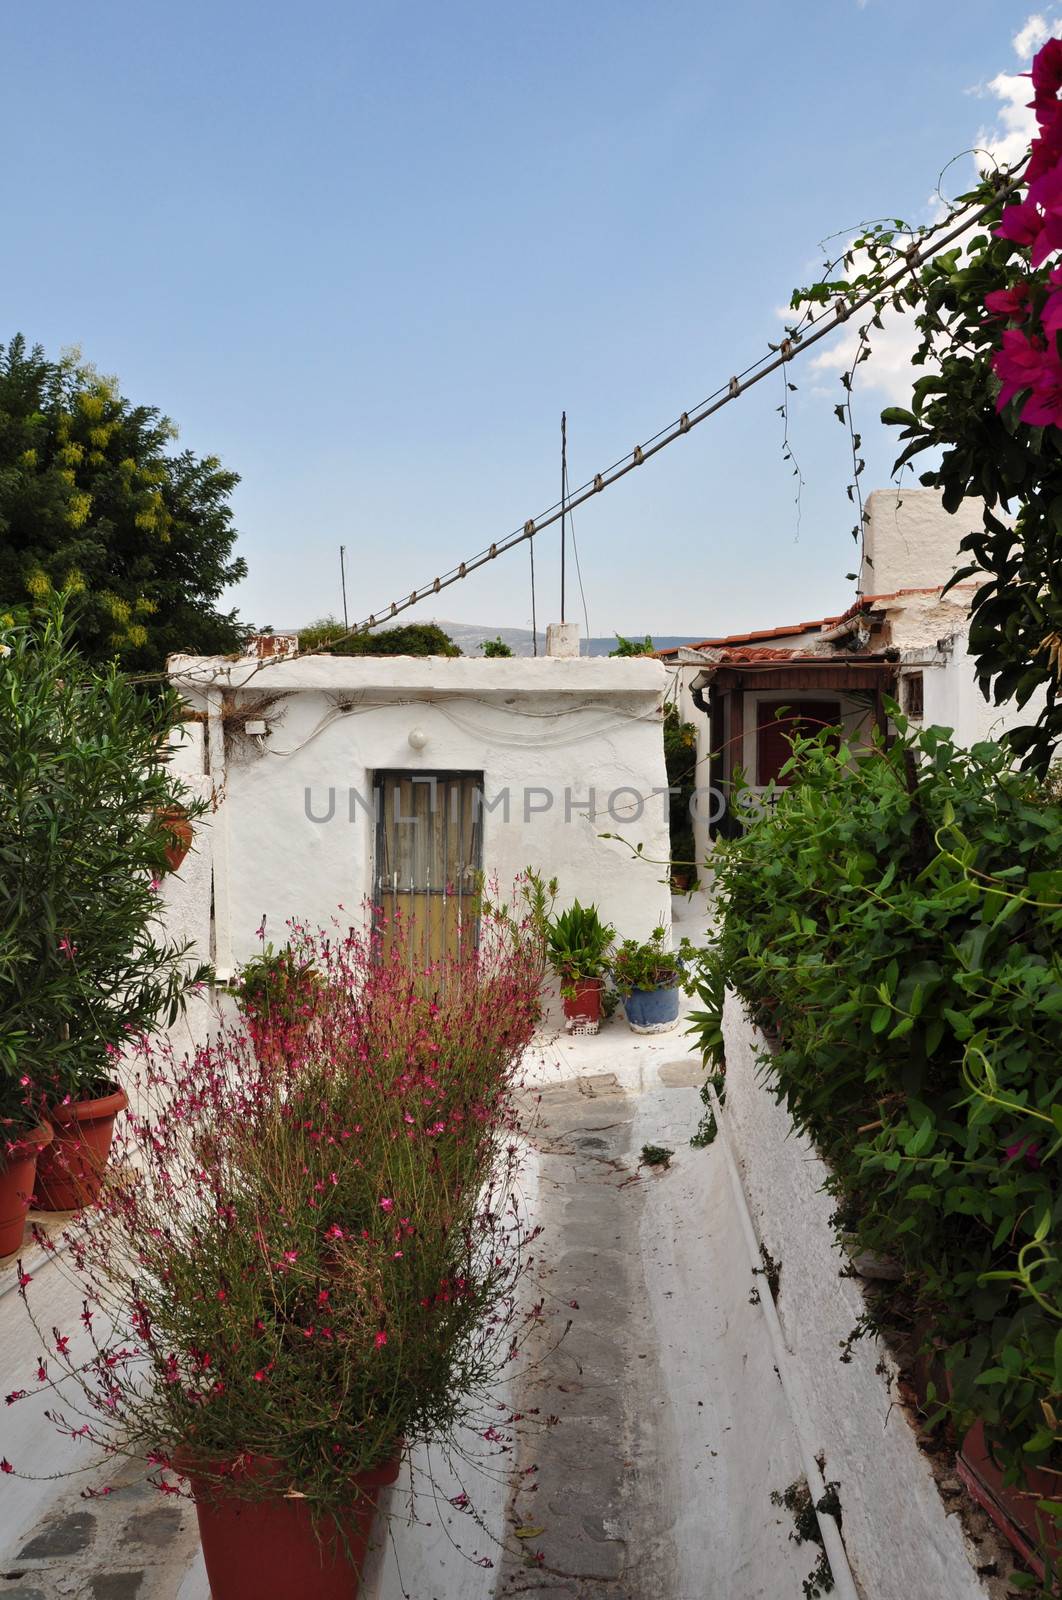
[[495, 1066, 808, 1599], [0, 1456, 201, 1600]]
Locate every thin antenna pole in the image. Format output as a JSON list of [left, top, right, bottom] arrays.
[[339, 545, 349, 631], [560, 411, 567, 623], [530, 538, 538, 655]]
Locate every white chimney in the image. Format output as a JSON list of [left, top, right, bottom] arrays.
[[545, 621, 581, 658]]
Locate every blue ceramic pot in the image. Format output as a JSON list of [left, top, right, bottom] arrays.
[[623, 984, 680, 1034]]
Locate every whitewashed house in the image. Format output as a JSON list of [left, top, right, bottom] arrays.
[[166, 628, 671, 976]]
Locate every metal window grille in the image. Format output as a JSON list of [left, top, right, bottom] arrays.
[[372, 771, 484, 965]]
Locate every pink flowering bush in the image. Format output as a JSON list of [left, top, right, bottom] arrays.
[[10, 907, 544, 1521]]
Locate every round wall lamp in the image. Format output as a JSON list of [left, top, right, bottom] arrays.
[[408, 727, 428, 751]]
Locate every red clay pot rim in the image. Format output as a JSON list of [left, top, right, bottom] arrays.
[[47, 1086, 129, 1126], [172, 1445, 402, 1498], [1, 1121, 54, 1159]]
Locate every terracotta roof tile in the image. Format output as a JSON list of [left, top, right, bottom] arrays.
[[656, 581, 983, 658], [654, 617, 838, 657]]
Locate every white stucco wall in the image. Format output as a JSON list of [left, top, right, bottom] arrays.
[[158, 721, 213, 963], [861, 489, 986, 596], [721, 992, 1000, 1600], [168, 653, 671, 971], [899, 628, 1048, 750]]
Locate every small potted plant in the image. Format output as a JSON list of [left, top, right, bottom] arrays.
[[545, 901, 615, 1033], [611, 926, 683, 1034], [233, 942, 321, 1067]]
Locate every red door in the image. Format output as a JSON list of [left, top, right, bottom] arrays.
[[756, 700, 841, 786]]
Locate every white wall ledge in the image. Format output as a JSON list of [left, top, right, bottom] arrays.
[[720, 990, 1007, 1600], [167, 652, 667, 701]]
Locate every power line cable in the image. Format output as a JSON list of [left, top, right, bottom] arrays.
[[150, 163, 1025, 695], [324, 167, 1023, 645]]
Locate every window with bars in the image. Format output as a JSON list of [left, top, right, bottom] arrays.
[[903, 672, 924, 718], [372, 771, 484, 964]]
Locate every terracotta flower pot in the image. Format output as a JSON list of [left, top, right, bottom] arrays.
[[157, 806, 193, 873], [562, 977, 603, 1033], [957, 1421, 1062, 1582], [178, 1450, 402, 1600], [35, 1086, 129, 1212], [0, 1123, 53, 1257]]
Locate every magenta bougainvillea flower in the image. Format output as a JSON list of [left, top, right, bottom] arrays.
[[984, 284, 1030, 319], [993, 328, 1048, 411], [987, 36, 1062, 424], [1004, 1136, 1041, 1169], [995, 197, 1044, 248], [1031, 36, 1062, 112]]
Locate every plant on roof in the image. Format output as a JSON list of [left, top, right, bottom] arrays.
[[608, 633, 654, 657], [297, 618, 462, 657], [480, 635, 513, 657]]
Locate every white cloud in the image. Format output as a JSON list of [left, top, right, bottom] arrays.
[[975, 12, 1062, 169], [807, 300, 922, 407], [1014, 14, 1051, 59], [978, 68, 1038, 168]]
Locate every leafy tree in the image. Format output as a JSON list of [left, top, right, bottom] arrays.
[[297, 617, 461, 657], [480, 636, 513, 657], [609, 633, 654, 657], [0, 336, 248, 673]]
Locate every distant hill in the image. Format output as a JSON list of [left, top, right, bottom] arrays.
[[425, 621, 693, 658]]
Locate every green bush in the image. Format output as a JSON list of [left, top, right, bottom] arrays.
[[693, 717, 1062, 1501]]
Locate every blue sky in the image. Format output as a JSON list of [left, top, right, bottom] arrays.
[[0, 1, 1050, 638]]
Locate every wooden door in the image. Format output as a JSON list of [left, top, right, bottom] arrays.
[[373, 771, 483, 965], [756, 701, 841, 786]]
